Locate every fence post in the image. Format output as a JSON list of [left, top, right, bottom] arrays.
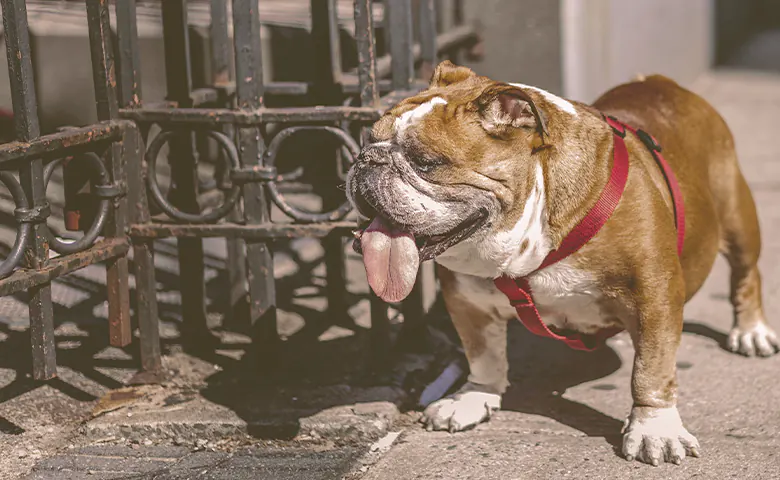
[[161, 0, 214, 351], [85, 0, 132, 348], [231, 0, 279, 367], [115, 0, 162, 374], [0, 0, 57, 380], [388, 0, 414, 90], [311, 0, 350, 326], [211, 0, 248, 332]]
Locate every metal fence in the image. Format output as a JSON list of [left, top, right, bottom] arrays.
[[0, 0, 142, 381], [0, 0, 479, 379]]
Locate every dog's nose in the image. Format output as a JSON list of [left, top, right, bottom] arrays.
[[357, 142, 394, 165]]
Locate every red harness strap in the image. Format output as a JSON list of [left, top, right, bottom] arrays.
[[494, 115, 685, 351]]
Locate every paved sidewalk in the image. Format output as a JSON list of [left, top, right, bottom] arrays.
[[25, 445, 363, 480]]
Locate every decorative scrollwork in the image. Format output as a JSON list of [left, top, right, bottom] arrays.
[[261, 126, 359, 223], [43, 152, 115, 255], [0, 172, 33, 278], [146, 128, 241, 223], [144, 125, 360, 224], [0, 151, 121, 278]]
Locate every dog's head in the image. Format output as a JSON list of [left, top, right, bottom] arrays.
[[347, 61, 560, 302]]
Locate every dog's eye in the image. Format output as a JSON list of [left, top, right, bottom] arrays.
[[411, 156, 446, 173]]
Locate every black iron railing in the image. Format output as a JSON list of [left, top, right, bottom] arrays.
[[0, 0, 480, 378], [0, 0, 150, 380]]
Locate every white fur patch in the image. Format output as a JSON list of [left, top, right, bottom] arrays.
[[394, 179, 450, 218], [529, 261, 611, 334], [452, 261, 611, 336], [436, 162, 550, 278], [422, 386, 502, 432], [727, 321, 780, 357], [510, 83, 578, 116], [394, 97, 447, 137], [623, 406, 699, 465], [453, 273, 517, 320]]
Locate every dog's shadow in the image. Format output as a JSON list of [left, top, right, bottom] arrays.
[[498, 321, 626, 449], [494, 319, 735, 452]]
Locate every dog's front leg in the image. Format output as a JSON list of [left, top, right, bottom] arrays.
[[422, 267, 509, 432], [622, 273, 700, 465]]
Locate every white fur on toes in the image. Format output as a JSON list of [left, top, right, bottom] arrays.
[[421, 386, 501, 432], [622, 406, 700, 466], [727, 322, 780, 357]]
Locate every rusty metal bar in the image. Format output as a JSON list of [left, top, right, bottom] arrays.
[[311, 0, 343, 88], [123, 123, 162, 373], [232, 0, 278, 361], [113, 1, 161, 372], [1, 0, 56, 380], [161, 0, 212, 351], [355, 0, 379, 111], [388, 0, 414, 90], [418, 0, 437, 80], [190, 78, 435, 100], [129, 221, 356, 239], [370, 24, 478, 80], [210, 0, 246, 332], [87, 0, 119, 120], [119, 105, 381, 125], [115, 0, 142, 107], [86, 0, 133, 348], [0, 122, 123, 165], [192, 82, 309, 102], [0, 239, 129, 297], [210, 0, 231, 86]]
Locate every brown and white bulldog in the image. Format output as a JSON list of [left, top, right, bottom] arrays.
[[346, 61, 778, 466]]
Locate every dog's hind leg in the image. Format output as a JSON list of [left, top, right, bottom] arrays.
[[714, 158, 778, 356]]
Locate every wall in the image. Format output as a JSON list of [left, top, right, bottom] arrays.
[[561, 0, 714, 103]]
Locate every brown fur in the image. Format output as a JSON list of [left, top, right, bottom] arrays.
[[369, 63, 770, 458], [356, 62, 768, 462]]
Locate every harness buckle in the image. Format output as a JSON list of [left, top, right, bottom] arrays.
[[604, 115, 627, 138], [636, 129, 662, 152]]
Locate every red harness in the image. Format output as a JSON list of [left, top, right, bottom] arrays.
[[494, 115, 685, 351]]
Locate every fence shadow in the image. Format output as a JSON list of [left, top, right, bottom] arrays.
[[0, 218, 735, 447]]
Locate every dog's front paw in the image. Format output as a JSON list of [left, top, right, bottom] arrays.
[[727, 322, 779, 357], [622, 406, 700, 466], [421, 385, 501, 433]]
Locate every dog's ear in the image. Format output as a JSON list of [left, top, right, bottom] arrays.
[[477, 84, 548, 138], [429, 60, 476, 88]]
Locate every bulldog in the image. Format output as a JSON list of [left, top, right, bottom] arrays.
[[346, 60, 777, 466]]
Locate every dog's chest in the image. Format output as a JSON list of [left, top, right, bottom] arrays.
[[453, 262, 617, 334]]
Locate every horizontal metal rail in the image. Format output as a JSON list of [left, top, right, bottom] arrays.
[[119, 105, 381, 125], [129, 221, 357, 239], [0, 237, 129, 296], [0, 121, 126, 166]]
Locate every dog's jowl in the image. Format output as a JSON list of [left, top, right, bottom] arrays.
[[346, 60, 777, 466]]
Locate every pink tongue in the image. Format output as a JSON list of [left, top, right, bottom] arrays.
[[360, 217, 420, 303]]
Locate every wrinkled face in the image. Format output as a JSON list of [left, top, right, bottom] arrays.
[[346, 61, 551, 302]]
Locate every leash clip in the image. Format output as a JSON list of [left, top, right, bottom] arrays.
[[636, 129, 662, 152], [604, 115, 627, 138]]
